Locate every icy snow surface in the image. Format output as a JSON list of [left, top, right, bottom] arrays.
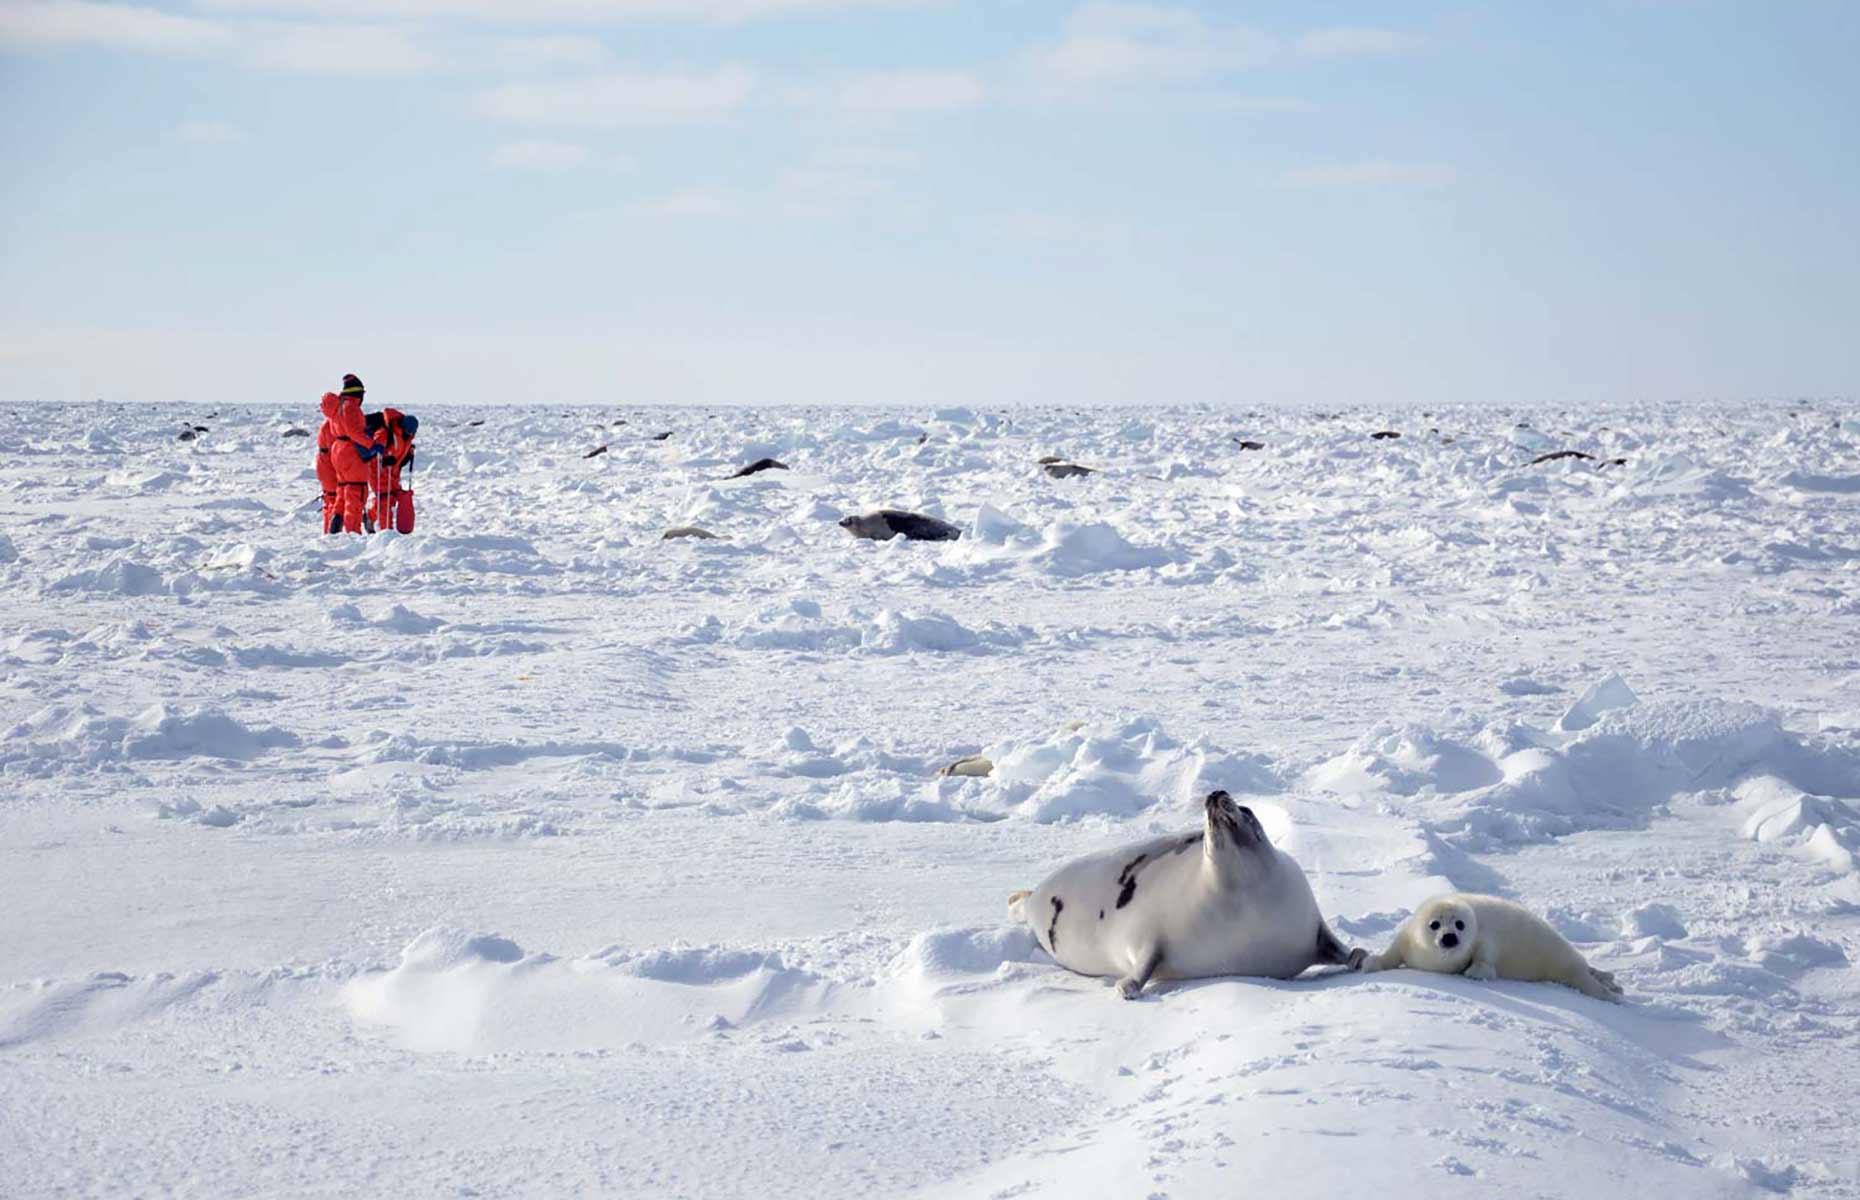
[[3, 401, 1859, 1197]]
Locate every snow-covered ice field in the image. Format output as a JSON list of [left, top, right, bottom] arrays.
[[3, 401, 1858, 1198]]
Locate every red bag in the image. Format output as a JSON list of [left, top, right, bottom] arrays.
[[395, 489, 416, 534]]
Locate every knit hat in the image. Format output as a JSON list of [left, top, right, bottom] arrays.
[[340, 374, 365, 398]]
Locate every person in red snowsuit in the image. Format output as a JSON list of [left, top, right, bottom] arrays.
[[367, 408, 418, 534], [361, 408, 418, 533], [315, 395, 341, 532], [323, 374, 379, 535]]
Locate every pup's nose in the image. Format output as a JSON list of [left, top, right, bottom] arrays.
[[1440, 932, 1459, 949]]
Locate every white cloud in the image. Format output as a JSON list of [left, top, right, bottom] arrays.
[[1032, 3, 1275, 85], [837, 70, 982, 116], [0, 1, 234, 56], [1281, 161, 1455, 188], [811, 143, 918, 169], [490, 140, 590, 170], [1295, 27, 1425, 59], [248, 22, 436, 75], [479, 67, 755, 128], [168, 118, 246, 144], [0, 2, 438, 75], [496, 34, 610, 68], [632, 186, 739, 217], [194, 0, 928, 20]]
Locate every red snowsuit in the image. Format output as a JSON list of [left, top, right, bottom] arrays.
[[324, 391, 376, 535], [370, 408, 416, 534], [315, 395, 340, 532]]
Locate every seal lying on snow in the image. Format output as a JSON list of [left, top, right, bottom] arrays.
[[1009, 791, 1362, 998], [838, 510, 962, 542], [1360, 893, 1624, 1002]]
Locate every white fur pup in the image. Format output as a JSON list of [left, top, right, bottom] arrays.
[[1360, 893, 1624, 1003]]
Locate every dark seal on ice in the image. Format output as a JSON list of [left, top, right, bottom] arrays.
[[730, 458, 789, 478], [838, 510, 963, 542]]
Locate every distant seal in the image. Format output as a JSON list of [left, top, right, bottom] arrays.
[[1043, 462, 1094, 479], [1360, 893, 1623, 1002], [1370, 430, 1401, 440], [838, 510, 962, 542], [730, 458, 789, 478], [937, 754, 993, 778], [1008, 791, 1362, 998], [1235, 440, 1265, 451], [662, 526, 720, 540], [584, 445, 609, 459], [1530, 450, 1594, 465]]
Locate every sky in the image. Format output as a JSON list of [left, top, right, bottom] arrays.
[[1, 0, 1855, 408]]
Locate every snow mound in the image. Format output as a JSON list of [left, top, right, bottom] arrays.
[[356, 533, 557, 577], [1, 703, 300, 774], [957, 716, 1279, 823], [345, 928, 832, 1054], [1558, 673, 1638, 731], [888, 926, 1049, 999], [681, 598, 1025, 655], [45, 557, 166, 596], [946, 505, 1173, 576], [1310, 680, 1857, 850], [1736, 777, 1859, 877]]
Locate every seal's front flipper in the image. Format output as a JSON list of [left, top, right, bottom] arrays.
[[1314, 923, 1361, 969], [1115, 943, 1164, 1000], [1007, 889, 1031, 920]]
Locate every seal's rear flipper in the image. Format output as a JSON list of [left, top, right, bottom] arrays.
[[1315, 923, 1362, 969], [1007, 889, 1032, 920]]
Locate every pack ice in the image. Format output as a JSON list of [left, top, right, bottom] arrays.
[[2, 401, 1858, 1198]]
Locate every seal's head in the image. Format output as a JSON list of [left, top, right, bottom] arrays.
[[1406, 896, 1477, 973], [838, 513, 893, 540], [1203, 790, 1266, 850]]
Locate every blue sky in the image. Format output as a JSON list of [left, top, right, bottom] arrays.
[[2, 1, 1855, 407]]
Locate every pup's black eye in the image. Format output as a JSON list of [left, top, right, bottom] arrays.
[[1455, 920, 1465, 931], [1428, 920, 1440, 931]]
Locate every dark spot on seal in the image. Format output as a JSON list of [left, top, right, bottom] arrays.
[[1173, 833, 1204, 854], [1114, 852, 1150, 910], [1530, 449, 1594, 465], [1047, 897, 1064, 951]]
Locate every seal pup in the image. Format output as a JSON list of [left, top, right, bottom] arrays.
[[1008, 791, 1362, 999], [1360, 893, 1623, 1002], [838, 510, 962, 542]]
